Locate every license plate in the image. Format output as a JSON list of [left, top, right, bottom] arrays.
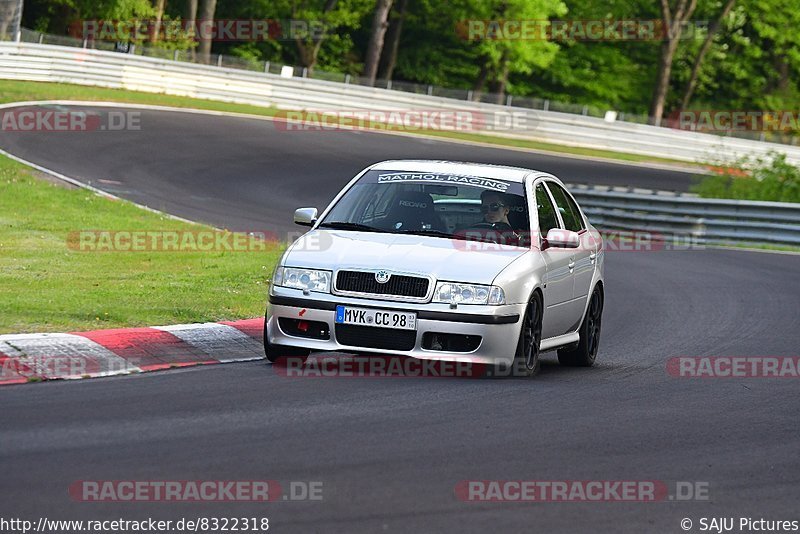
[[335, 306, 417, 330]]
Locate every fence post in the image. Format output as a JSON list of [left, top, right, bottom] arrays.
[[264, 61, 270, 73], [217, 54, 223, 67]]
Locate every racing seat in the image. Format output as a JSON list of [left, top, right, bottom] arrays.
[[381, 192, 447, 232], [505, 199, 531, 246]]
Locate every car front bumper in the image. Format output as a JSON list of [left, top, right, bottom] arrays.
[[266, 287, 525, 366]]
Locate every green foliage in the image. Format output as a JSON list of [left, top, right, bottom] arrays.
[[693, 152, 800, 203]]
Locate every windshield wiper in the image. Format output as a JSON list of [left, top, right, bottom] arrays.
[[394, 229, 499, 244], [317, 221, 383, 232]]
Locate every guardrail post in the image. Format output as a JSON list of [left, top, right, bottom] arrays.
[[386, 80, 392, 90], [38, 33, 43, 44], [543, 100, 549, 111], [345, 74, 351, 84], [217, 54, 223, 67], [264, 61, 270, 73], [302, 67, 308, 78], [692, 218, 707, 244], [173, 50, 179, 61], [582, 105, 588, 115], [506, 95, 513, 106], [82, 39, 88, 48]]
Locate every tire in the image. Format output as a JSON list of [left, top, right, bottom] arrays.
[[485, 292, 542, 378], [513, 292, 543, 377], [263, 316, 311, 365], [558, 285, 603, 367]]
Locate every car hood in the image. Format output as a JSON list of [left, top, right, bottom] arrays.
[[283, 230, 528, 285]]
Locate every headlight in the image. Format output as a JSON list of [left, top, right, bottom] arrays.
[[273, 266, 331, 293], [432, 282, 505, 305]]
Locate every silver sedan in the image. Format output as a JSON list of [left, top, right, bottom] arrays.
[[265, 160, 604, 376]]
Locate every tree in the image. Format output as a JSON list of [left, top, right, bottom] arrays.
[[468, 0, 567, 103], [678, 0, 736, 111], [0, 0, 24, 38], [362, 0, 393, 84], [197, 0, 216, 63], [649, 0, 697, 124], [184, 0, 198, 58], [287, 0, 371, 75], [377, 0, 409, 80], [150, 0, 167, 43]]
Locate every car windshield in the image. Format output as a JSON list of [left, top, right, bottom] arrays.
[[319, 170, 530, 247]]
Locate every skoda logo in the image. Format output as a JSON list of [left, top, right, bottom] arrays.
[[375, 270, 391, 284]]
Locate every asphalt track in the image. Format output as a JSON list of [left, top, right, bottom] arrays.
[[1, 105, 799, 533]]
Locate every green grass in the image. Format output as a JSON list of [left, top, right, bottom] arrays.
[[0, 79, 284, 118], [0, 80, 701, 168], [0, 157, 282, 334]]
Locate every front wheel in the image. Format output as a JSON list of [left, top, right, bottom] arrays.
[[558, 286, 603, 367], [508, 292, 543, 377], [263, 316, 311, 364]]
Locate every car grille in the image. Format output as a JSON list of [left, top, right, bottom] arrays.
[[335, 325, 417, 351], [336, 270, 429, 299]]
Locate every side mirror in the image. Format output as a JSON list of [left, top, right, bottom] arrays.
[[545, 228, 580, 248], [294, 207, 318, 227]]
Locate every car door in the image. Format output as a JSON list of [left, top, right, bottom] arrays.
[[534, 181, 576, 339], [546, 181, 597, 328]]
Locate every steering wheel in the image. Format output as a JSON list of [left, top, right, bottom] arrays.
[[469, 221, 515, 232]]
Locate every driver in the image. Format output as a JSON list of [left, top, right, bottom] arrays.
[[480, 190, 512, 226], [456, 190, 520, 246]]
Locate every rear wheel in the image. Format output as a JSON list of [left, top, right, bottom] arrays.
[[558, 286, 603, 367], [263, 316, 311, 365]]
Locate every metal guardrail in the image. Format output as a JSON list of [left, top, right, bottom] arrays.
[[2, 41, 800, 166], [568, 184, 800, 247]]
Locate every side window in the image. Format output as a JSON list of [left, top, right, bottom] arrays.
[[535, 183, 560, 237], [547, 183, 585, 232]]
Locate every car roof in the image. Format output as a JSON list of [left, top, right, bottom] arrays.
[[368, 160, 562, 185]]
